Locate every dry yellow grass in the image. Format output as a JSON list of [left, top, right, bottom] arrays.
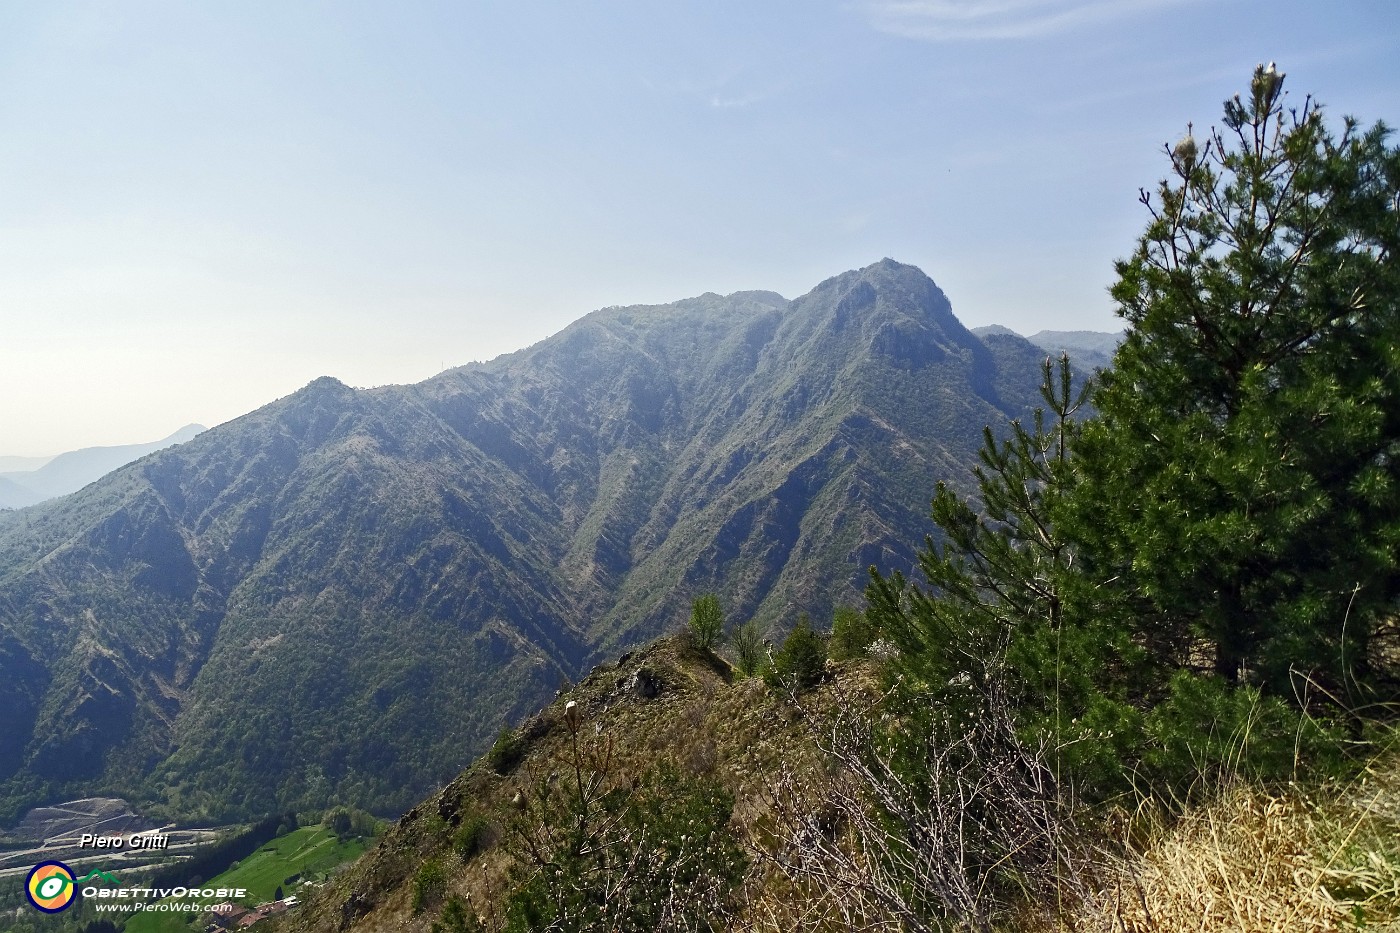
[[1092, 761, 1400, 933]]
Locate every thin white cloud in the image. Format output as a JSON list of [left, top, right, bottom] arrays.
[[641, 69, 785, 111], [865, 0, 1200, 40], [708, 90, 770, 109]]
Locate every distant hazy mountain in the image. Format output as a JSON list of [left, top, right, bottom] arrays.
[[0, 455, 54, 472], [971, 325, 1122, 371], [0, 476, 36, 510], [0, 425, 206, 509], [1027, 329, 1121, 356], [0, 261, 1058, 825]]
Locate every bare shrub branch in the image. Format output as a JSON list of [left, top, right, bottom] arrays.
[[754, 678, 1109, 932]]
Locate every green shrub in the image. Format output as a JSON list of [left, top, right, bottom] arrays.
[[765, 616, 827, 691], [503, 759, 746, 931], [452, 815, 491, 863], [412, 858, 447, 915], [487, 727, 524, 775], [688, 593, 724, 651], [829, 605, 877, 660], [1139, 670, 1346, 795], [432, 895, 483, 933]]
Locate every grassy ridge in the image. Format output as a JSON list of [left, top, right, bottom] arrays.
[[273, 632, 1400, 932]]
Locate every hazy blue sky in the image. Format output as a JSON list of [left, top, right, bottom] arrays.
[[3, 1, 1398, 454]]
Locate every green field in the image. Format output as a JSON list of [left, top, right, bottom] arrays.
[[123, 825, 373, 933], [206, 824, 371, 902], [122, 911, 204, 933]]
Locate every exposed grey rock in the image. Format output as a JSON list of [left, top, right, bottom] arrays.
[[629, 666, 661, 699]]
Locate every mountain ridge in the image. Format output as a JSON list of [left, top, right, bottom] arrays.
[[970, 324, 1122, 371], [0, 260, 1063, 824]]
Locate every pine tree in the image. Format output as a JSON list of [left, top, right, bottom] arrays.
[[1070, 64, 1400, 702], [765, 616, 827, 690], [866, 356, 1146, 790]]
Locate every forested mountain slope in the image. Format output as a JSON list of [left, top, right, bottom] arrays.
[[0, 259, 1051, 823]]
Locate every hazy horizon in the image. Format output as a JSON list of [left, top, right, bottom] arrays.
[[4, 1, 1398, 454]]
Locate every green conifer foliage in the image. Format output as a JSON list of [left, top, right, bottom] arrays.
[[867, 357, 1148, 792], [829, 605, 877, 660], [1072, 64, 1400, 702], [765, 616, 828, 691]]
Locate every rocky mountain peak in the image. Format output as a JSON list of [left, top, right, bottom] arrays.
[[0, 261, 1057, 826]]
